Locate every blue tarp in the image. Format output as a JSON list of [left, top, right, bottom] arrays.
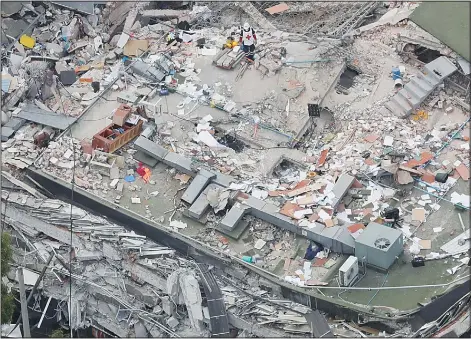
[[2, 79, 11, 93]]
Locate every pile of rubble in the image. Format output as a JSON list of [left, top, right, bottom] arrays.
[[2, 185, 348, 337], [2, 1, 471, 337]]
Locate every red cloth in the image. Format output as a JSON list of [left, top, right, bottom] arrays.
[[136, 162, 146, 177]]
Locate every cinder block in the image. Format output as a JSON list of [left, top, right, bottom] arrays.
[[134, 136, 168, 160], [163, 152, 195, 176], [181, 171, 216, 205], [220, 205, 250, 231]]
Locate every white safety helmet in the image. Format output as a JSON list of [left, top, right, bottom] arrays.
[[243, 22, 250, 31]]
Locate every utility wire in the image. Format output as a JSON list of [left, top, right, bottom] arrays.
[[55, 84, 74, 338]]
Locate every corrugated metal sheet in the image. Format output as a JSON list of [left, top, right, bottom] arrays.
[[410, 2, 470, 61], [440, 229, 471, 254], [304, 310, 333, 338]]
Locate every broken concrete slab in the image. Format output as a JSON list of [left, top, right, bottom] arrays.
[[163, 152, 195, 176], [3, 205, 80, 246], [161, 296, 175, 316], [121, 261, 167, 291], [75, 249, 103, 261], [18, 104, 76, 130], [134, 136, 169, 161], [133, 150, 159, 168], [220, 204, 251, 231], [179, 273, 204, 330], [187, 184, 225, 220], [331, 173, 355, 209], [181, 169, 216, 204], [102, 242, 121, 261], [52, 1, 98, 15], [141, 9, 189, 18]]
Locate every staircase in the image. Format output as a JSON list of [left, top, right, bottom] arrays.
[[385, 56, 458, 118]]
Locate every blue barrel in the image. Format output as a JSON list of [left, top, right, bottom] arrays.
[[392, 67, 401, 80], [242, 256, 253, 263]]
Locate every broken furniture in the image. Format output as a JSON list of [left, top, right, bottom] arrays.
[[138, 97, 162, 115], [92, 119, 143, 153]]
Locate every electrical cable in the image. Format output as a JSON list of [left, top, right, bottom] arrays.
[[366, 271, 389, 306], [55, 84, 74, 339]]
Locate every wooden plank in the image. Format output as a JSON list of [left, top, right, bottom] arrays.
[[222, 57, 232, 68], [287, 183, 323, 198], [216, 55, 227, 67], [398, 165, 423, 175]]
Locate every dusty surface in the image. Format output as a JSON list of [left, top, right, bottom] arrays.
[[3, 1, 470, 322]]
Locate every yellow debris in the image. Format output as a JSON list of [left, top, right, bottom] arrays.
[[412, 110, 428, 121], [19, 35, 35, 49], [307, 171, 317, 178]]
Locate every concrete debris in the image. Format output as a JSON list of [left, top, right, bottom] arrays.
[[1, 2, 470, 337]]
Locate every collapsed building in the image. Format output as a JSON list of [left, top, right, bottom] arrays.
[[1, 1, 470, 338]]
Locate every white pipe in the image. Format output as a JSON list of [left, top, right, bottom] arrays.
[[37, 296, 52, 329], [394, 78, 403, 89]]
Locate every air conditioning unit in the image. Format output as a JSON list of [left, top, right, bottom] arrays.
[[339, 256, 359, 287]]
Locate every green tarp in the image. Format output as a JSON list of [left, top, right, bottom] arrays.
[[410, 2, 470, 61]]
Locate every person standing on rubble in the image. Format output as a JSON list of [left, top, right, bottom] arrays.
[[239, 22, 257, 61]]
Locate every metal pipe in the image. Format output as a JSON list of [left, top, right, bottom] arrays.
[[283, 59, 333, 64], [8, 252, 55, 336], [37, 296, 52, 329], [17, 268, 31, 338]]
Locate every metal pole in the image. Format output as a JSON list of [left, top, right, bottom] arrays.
[[17, 268, 31, 338], [37, 296, 52, 329], [8, 252, 55, 336]]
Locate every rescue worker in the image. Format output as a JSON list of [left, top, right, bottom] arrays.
[[239, 22, 257, 61]]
